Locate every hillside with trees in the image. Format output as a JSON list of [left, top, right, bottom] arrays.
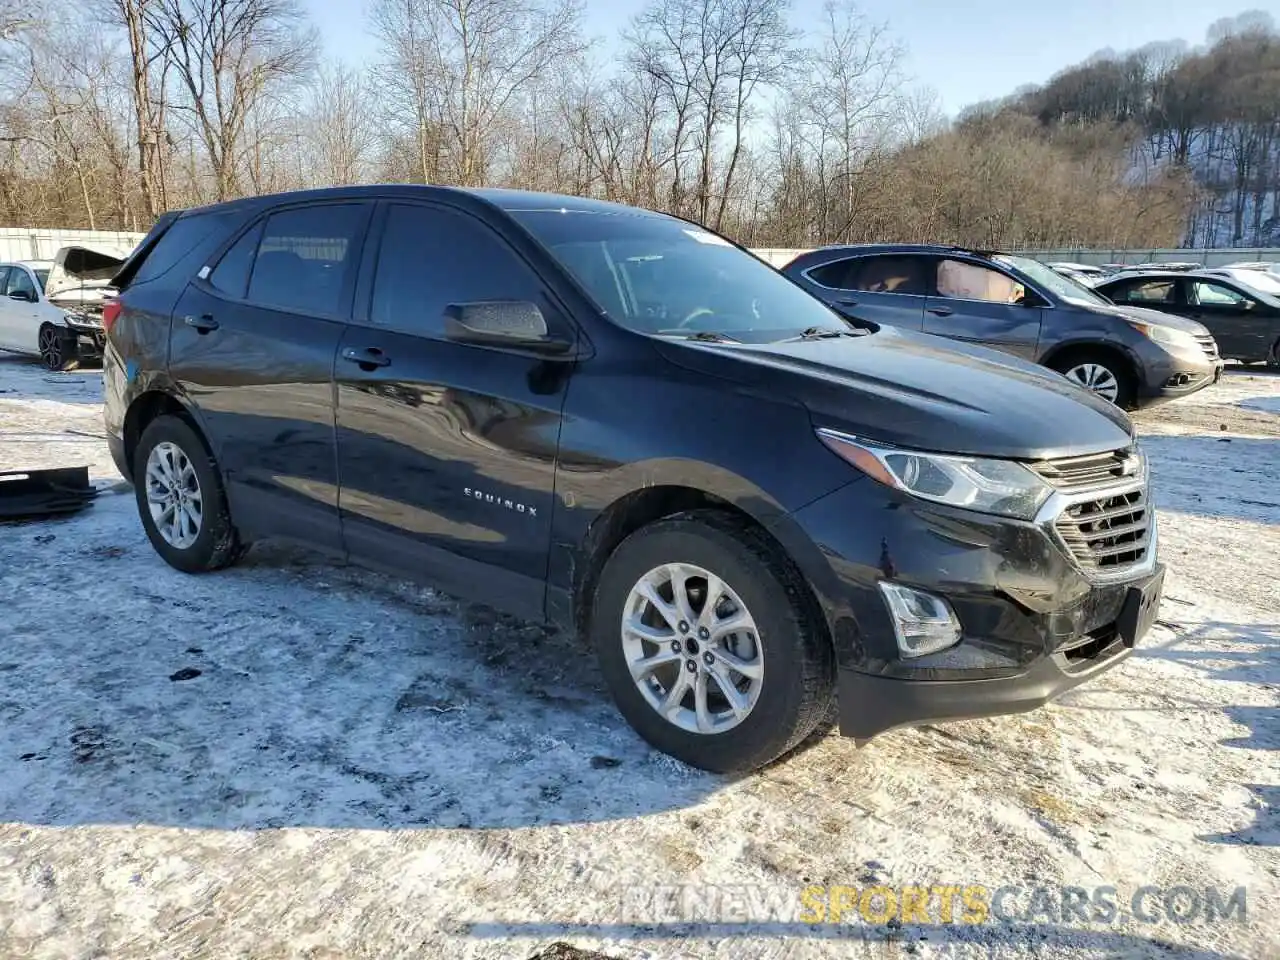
[[0, 0, 1275, 251]]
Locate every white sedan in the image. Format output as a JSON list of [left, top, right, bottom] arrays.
[[0, 245, 129, 370]]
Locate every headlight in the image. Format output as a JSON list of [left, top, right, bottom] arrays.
[[1127, 320, 1200, 352], [816, 429, 1052, 520]]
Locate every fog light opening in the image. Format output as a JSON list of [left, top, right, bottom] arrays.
[[878, 582, 962, 658]]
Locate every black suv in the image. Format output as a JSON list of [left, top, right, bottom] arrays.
[[1095, 269, 1280, 366], [784, 244, 1223, 409], [104, 188, 1164, 773]]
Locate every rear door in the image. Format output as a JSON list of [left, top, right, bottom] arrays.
[[168, 201, 373, 550], [333, 200, 575, 618], [802, 254, 927, 330], [923, 256, 1044, 360], [1185, 278, 1274, 362]]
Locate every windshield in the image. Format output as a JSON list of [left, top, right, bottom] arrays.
[[996, 254, 1111, 306], [510, 210, 846, 342]]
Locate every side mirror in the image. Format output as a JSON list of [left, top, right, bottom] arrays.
[[443, 300, 573, 355], [8, 289, 34, 302]]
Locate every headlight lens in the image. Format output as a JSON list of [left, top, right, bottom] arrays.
[[1127, 320, 1200, 352], [816, 429, 1052, 520]]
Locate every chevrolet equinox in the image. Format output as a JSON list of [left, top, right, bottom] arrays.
[[103, 187, 1164, 773]]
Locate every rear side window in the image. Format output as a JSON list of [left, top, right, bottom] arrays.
[[1113, 279, 1176, 304], [132, 211, 239, 286], [247, 204, 367, 316], [210, 221, 265, 298], [855, 256, 927, 295], [369, 204, 544, 338], [807, 258, 857, 288]]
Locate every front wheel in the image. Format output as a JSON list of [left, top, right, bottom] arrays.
[[133, 415, 245, 573], [38, 324, 79, 372], [1051, 351, 1135, 409], [591, 512, 834, 773]]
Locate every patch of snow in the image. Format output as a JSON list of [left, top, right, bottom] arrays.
[[0, 356, 1277, 959]]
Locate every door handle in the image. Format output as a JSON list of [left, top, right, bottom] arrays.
[[837, 297, 858, 307], [184, 314, 219, 334], [342, 347, 391, 370], [927, 306, 954, 317]]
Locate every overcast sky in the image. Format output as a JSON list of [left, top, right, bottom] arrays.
[[304, 0, 1279, 115]]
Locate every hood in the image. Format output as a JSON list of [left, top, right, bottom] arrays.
[[654, 327, 1133, 461], [1077, 298, 1210, 335], [44, 244, 131, 303]]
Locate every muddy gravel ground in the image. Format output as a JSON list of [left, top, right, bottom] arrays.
[[0, 357, 1277, 960]]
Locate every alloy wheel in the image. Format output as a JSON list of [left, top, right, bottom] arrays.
[[1064, 362, 1120, 403], [144, 441, 204, 549], [621, 562, 764, 735], [38, 328, 63, 371]]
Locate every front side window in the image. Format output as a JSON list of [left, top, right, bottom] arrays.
[[6, 267, 36, 299], [370, 204, 546, 338], [936, 259, 1025, 304], [246, 204, 367, 316], [1190, 281, 1250, 308], [512, 210, 844, 342]]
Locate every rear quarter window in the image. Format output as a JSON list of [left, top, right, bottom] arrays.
[[129, 210, 243, 288]]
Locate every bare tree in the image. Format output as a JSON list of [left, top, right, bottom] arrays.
[[144, 0, 315, 201], [371, 0, 584, 187], [306, 61, 376, 185]]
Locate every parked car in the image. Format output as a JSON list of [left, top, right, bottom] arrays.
[[1047, 261, 1107, 286], [104, 187, 1165, 773], [1201, 266, 1280, 299], [783, 244, 1223, 408], [1095, 269, 1280, 365], [0, 244, 130, 369], [1219, 260, 1280, 276]]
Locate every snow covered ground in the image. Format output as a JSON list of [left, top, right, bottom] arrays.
[[0, 356, 1276, 960]]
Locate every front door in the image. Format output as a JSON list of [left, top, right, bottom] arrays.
[[1185, 278, 1274, 362], [0, 266, 16, 350], [923, 257, 1044, 360], [334, 201, 575, 619], [168, 201, 373, 550]]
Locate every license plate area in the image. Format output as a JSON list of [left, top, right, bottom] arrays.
[[1118, 567, 1165, 647]]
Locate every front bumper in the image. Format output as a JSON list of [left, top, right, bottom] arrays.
[[776, 476, 1163, 740], [63, 321, 105, 359], [1136, 349, 1223, 403]]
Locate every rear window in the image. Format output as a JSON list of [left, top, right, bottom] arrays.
[[128, 210, 242, 288]]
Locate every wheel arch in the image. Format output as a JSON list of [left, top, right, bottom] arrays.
[[1040, 338, 1142, 384], [568, 484, 832, 662], [122, 387, 212, 480]]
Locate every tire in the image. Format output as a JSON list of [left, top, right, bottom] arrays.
[[38, 324, 79, 372], [1267, 338, 1280, 369], [591, 511, 834, 773], [1049, 349, 1135, 409], [133, 414, 245, 574]]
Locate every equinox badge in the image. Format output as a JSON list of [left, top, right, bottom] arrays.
[[464, 487, 537, 517]]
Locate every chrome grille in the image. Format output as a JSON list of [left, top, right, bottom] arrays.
[[1030, 449, 1141, 492], [1194, 333, 1219, 361], [1054, 487, 1151, 573]]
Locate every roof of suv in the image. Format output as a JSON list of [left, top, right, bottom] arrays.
[[173, 185, 664, 221], [799, 243, 1010, 259]]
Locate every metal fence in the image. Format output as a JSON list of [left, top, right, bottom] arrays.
[[0, 228, 147, 262]]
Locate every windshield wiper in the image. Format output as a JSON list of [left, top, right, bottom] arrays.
[[783, 326, 856, 342], [657, 329, 740, 343]]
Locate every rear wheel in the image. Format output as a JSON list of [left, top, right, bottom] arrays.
[[591, 512, 834, 773], [1050, 350, 1135, 408], [133, 415, 245, 573], [38, 324, 79, 372]]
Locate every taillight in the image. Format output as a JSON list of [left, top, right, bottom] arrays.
[[102, 299, 123, 333]]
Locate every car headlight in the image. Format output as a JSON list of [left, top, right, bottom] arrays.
[[816, 429, 1052, 520], [1127, 320, 1200, 352]]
